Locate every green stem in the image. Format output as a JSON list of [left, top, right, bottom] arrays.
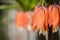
[[39, 0, 45, 5]]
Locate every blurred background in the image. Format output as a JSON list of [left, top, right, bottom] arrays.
[[0, 0, 60, 40]]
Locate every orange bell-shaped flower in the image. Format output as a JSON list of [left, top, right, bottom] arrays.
[[15, 11, 28, 28], [48, 5, 59, 32], [32, 5, 46, 32], [32, 5, 40, 32]]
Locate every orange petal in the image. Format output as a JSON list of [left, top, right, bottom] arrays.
[[36, 7, 45, 30], [48, 5, 59, 29], [44, 7, 49, 31]]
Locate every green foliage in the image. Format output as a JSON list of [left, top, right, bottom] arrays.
[[16, 0, 39, 11], [0, 5, 16, 10], [0, 12, 8, 40], [0, 0, 59, 11]]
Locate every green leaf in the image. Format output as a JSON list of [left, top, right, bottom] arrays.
[[29, 0, 38, 10], [16, 0, 25, 11], [0, 5, 15, 10]]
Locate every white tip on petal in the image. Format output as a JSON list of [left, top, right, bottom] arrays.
[[39, 29, 43, 35], [27, 25, 32, 31], [45, 31, 48, 40], [53, 26, 59, 33], [17, 26, 24, 32]]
